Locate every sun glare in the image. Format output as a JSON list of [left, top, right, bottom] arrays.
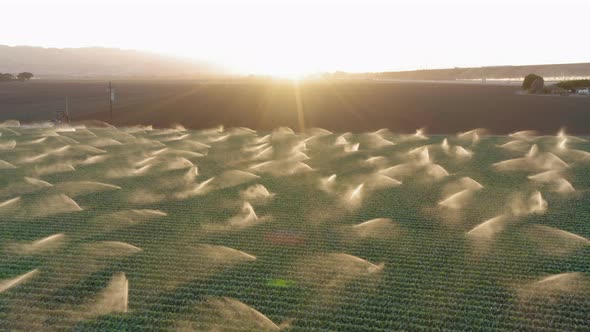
[[254, 66, 316, 80]]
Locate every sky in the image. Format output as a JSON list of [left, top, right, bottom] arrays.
[[2, 0, 590, 76]]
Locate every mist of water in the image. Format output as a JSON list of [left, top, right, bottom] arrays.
[[83, 241, 143, 257], [525, 225, 589, 256], [507, 191, 547, 217], [438, 189, 475, 209], [180, 297, 280, 331], [518, 272, 589, 303], [0, 269, 39, 293], [240, 184, 274, 204], [10, 233, 66, 255], [467, 215, 506, 240], [90, 272, 128, 316], [353, 218, 397, 238]]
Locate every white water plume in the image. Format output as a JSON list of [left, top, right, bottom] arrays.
[[467, 215, 506, 240], [21, 137, 48, 145], [319, 174, 337, 192], [457, 128, 485, 144], [361, 132, 395, 149], [509, 130, 538, 140], [240, 184, 274, 204], [85, 137, 122, 147], [243, 142, 270, 154], [184, 297, 279, 331], [526, 144, 539, 158], [508, 191, 547, 217], [201, 201, 269, 232], [554, 178, 575, 193], [34, 194, 82, 217], [294, 253, 384, 296], [83, 241, 143, 257], [363, 156, 389, 168], [33, 163, 75, 176], [349, 183, 364, 202], [1, 194, 83, 218], [195, 244, 257, 262], [454, 146, 473, 159], [307, 127, 333, 136], [209, 170, 259, 190], [441, 138, 450, 152], [458, 177, 484, 190], [90, 272, 128, 316], [72, 144, 107, 155], [418, 146, 432, 165], [249, 160, 313, 177], [494, 149, 568, 172], [0, 127, 21, 136], [409, 146, 430, 165], [353, 218, 397, 238], [557, 128, 587, 142], [153, 157, 195, 172], [19, 142, 82, 163], [378, 163, 416, 179], [499, 140, 530, 152], [525, 225, 589, 256], [91, 209, 166, 230], [0, 269, 39, 293], [134, 156, 157, 166], [106, 164, 152, 178], [167, 139, 210, 152], [161, 133, 191, 142], [528, 171, 575, 194], [518, 272, 589, 303], [0, 139, 16, 150], [0, 177, 51, 198], [365, 173, 402, 190], [557, 137, 567, 150], [566, 149, 590, 160], [528, 170, 560, 183], [252, 145, 273, 160], [426, 163, 449, 180], [0, 159, 16, 169], [438, 189, 475, 209], [10, 233, 65, 254], [335, 134, 348, 145], [56, 181, 121, 197], [344, 142, 360, 152], [225, 202, 266, 228], [414, 128, 428, 140], [0, 120, 20, 128]]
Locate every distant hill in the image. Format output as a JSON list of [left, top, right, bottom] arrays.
[[0, 45, 224, 78], [358, 63, 590, 81]]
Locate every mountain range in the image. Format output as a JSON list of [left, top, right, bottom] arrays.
[[0, 45, 223, 78]]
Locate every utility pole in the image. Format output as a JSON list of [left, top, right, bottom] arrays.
[[65, 96, 70, 124], [109, 81, 113, 122]]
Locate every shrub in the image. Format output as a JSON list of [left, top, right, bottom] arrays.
[[522, 74, 543, 90]]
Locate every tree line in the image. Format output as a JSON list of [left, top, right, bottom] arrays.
[[0, 72, 34, 82]]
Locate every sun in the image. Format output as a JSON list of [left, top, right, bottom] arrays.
[[257, 66, 315, 80]]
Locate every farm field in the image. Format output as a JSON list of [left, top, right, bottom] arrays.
[[2, 80, 590, 134], [0, 122, 588, 331]]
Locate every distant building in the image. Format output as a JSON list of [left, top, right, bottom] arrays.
[[576, 88, 590, 95]]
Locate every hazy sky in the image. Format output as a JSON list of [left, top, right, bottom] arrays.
[[3, 0, 589, 76]]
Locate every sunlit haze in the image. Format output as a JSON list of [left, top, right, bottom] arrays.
[[3, 0, 590, 76]]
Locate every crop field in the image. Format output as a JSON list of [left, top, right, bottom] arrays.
[[0, 122, 588, 331], [3, 80, 590, 134]]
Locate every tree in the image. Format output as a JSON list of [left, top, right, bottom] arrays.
[[0, 73, 15, 81], [17, 72, 33, 81], [522, 74, 543, 90]]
